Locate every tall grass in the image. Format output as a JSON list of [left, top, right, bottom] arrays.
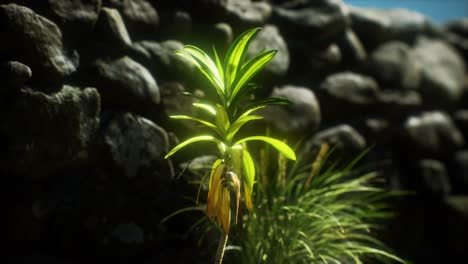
[[228, 144, 406, 264]]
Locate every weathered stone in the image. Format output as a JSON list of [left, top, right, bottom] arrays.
[[85, 56, 159, 114], [272, 0, 349, 44], [37, 0, 102, 44], [0, 61, 32, 89], [414, 37, 467, 108], [92, 7, 131, 54], [111, 221, 144, 245], [445, 18, 468, 39], [400, 111, 464, 158], [416, 159, 451, 197], [318, 72, 379, 120], [130, 40, 193, 82], [247, 25, 289, 79], [368, 41, 420, 91], [349, 6, 439, 49], [224, 0, 272, 29], [0, 86, 100, 177], [103, 0, 159, 40], [260, 85, 320, 134], [302, 124, 366, 161], [376, 90, 422, 119], [101, 112, 173, 179], [0, 4, 77, 88]]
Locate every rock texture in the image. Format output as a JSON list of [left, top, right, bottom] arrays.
[[2, 0, 468, 263]]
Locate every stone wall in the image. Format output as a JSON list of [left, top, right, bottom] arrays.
[[2, 0, 468, 263]]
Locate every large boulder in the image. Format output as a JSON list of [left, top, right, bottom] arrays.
[[368, 41, 420, 91], [349, 7, 440, 50], [0, 4, 78, 88], [0, 61, 32, 91], [91, 7, 132, 55], [99, 112, 174, 181], [318, 72, 379, 121], [0, 86, 100, 177], [272, 0, 349, 44], [414, 37, 467, 109], [84, 56, 160, 115], [399, 111, 464, 159], [259, 85, 321, 135]]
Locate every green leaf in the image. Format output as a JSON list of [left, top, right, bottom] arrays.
[[227, 115, 263, 142], [193, 103, 216, 116], [175, 48, 225, 104], [224, 27, 261, 92], [242, 148, 255, 211], [213, 46, 224, 84], [230, 50, 277, 103], [170, 115, 223, 137], [215, 104, 230, 133], [235, 136, 296, 161], [239, 97, 290, 119], [165, 135, 221, 159]]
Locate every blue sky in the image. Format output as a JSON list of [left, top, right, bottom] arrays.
[[346, 0, 468, 23]]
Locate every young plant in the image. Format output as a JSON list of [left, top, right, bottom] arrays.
[[164, 28, 296, 264]]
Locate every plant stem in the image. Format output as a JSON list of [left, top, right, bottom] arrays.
[[215, 232, 228, 264]]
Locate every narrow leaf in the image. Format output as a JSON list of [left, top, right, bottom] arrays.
[[239, 97, 290, 119], [193, 103, 216, 116], [165, 135, 221, 159], [227, 115, 263, 142], [215, 104, 230, 133], [235, 136, 296, 160], [230, 50, 277, 102], [242, 148, 255, 211], [170, 115, 223, 136], [224, 27, 261, 91]]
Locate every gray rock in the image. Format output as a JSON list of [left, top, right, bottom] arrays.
[[416, 159, 451, 197], [102, 112, 173, 179], [260, 85, 321, 134], [93, 7, 131, 53], [130, 40, 193, 82], [445, 18, 468, 39], [1, 86, 100, 177], [414, 37, 467, 108], [0, 4, 77, 87], [369, 41, 420, 91], [87, 56, 160, 113], [0, 61, 32, 89], [247, 25, 289, 79], [349, 7, 438, 49], [337, 29, 367, 63], [318, 72, 379, 120], [400, 111, 464, 158], [225, 0, 272, 28], [273, 0, 349, 44], [38, 0, 102, 44], [302, 124, 366, 161], [103, 0, 159, 40]]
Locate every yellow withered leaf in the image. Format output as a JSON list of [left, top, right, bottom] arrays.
[[227, 171, 241, 224], [219, 187, 231, 234]]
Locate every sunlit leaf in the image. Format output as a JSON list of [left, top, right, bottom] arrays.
[[170, 115, 223, 136], [230, 50, 277, 103], [224, 28, 261, 92], [235, 136, 296, 161], [239, 97, 291, 119], [215, 104, 230, 133], [165, 135, 221, 159], [227, 115, 263, 142], [193, 102, 217, 116], [242, 148, 255, 211]]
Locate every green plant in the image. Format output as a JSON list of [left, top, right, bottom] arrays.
[[164, 27, 296, 264], [231, 144, 406, 264]]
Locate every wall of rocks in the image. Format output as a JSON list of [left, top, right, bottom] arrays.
[[2, 0, 467, 263]]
